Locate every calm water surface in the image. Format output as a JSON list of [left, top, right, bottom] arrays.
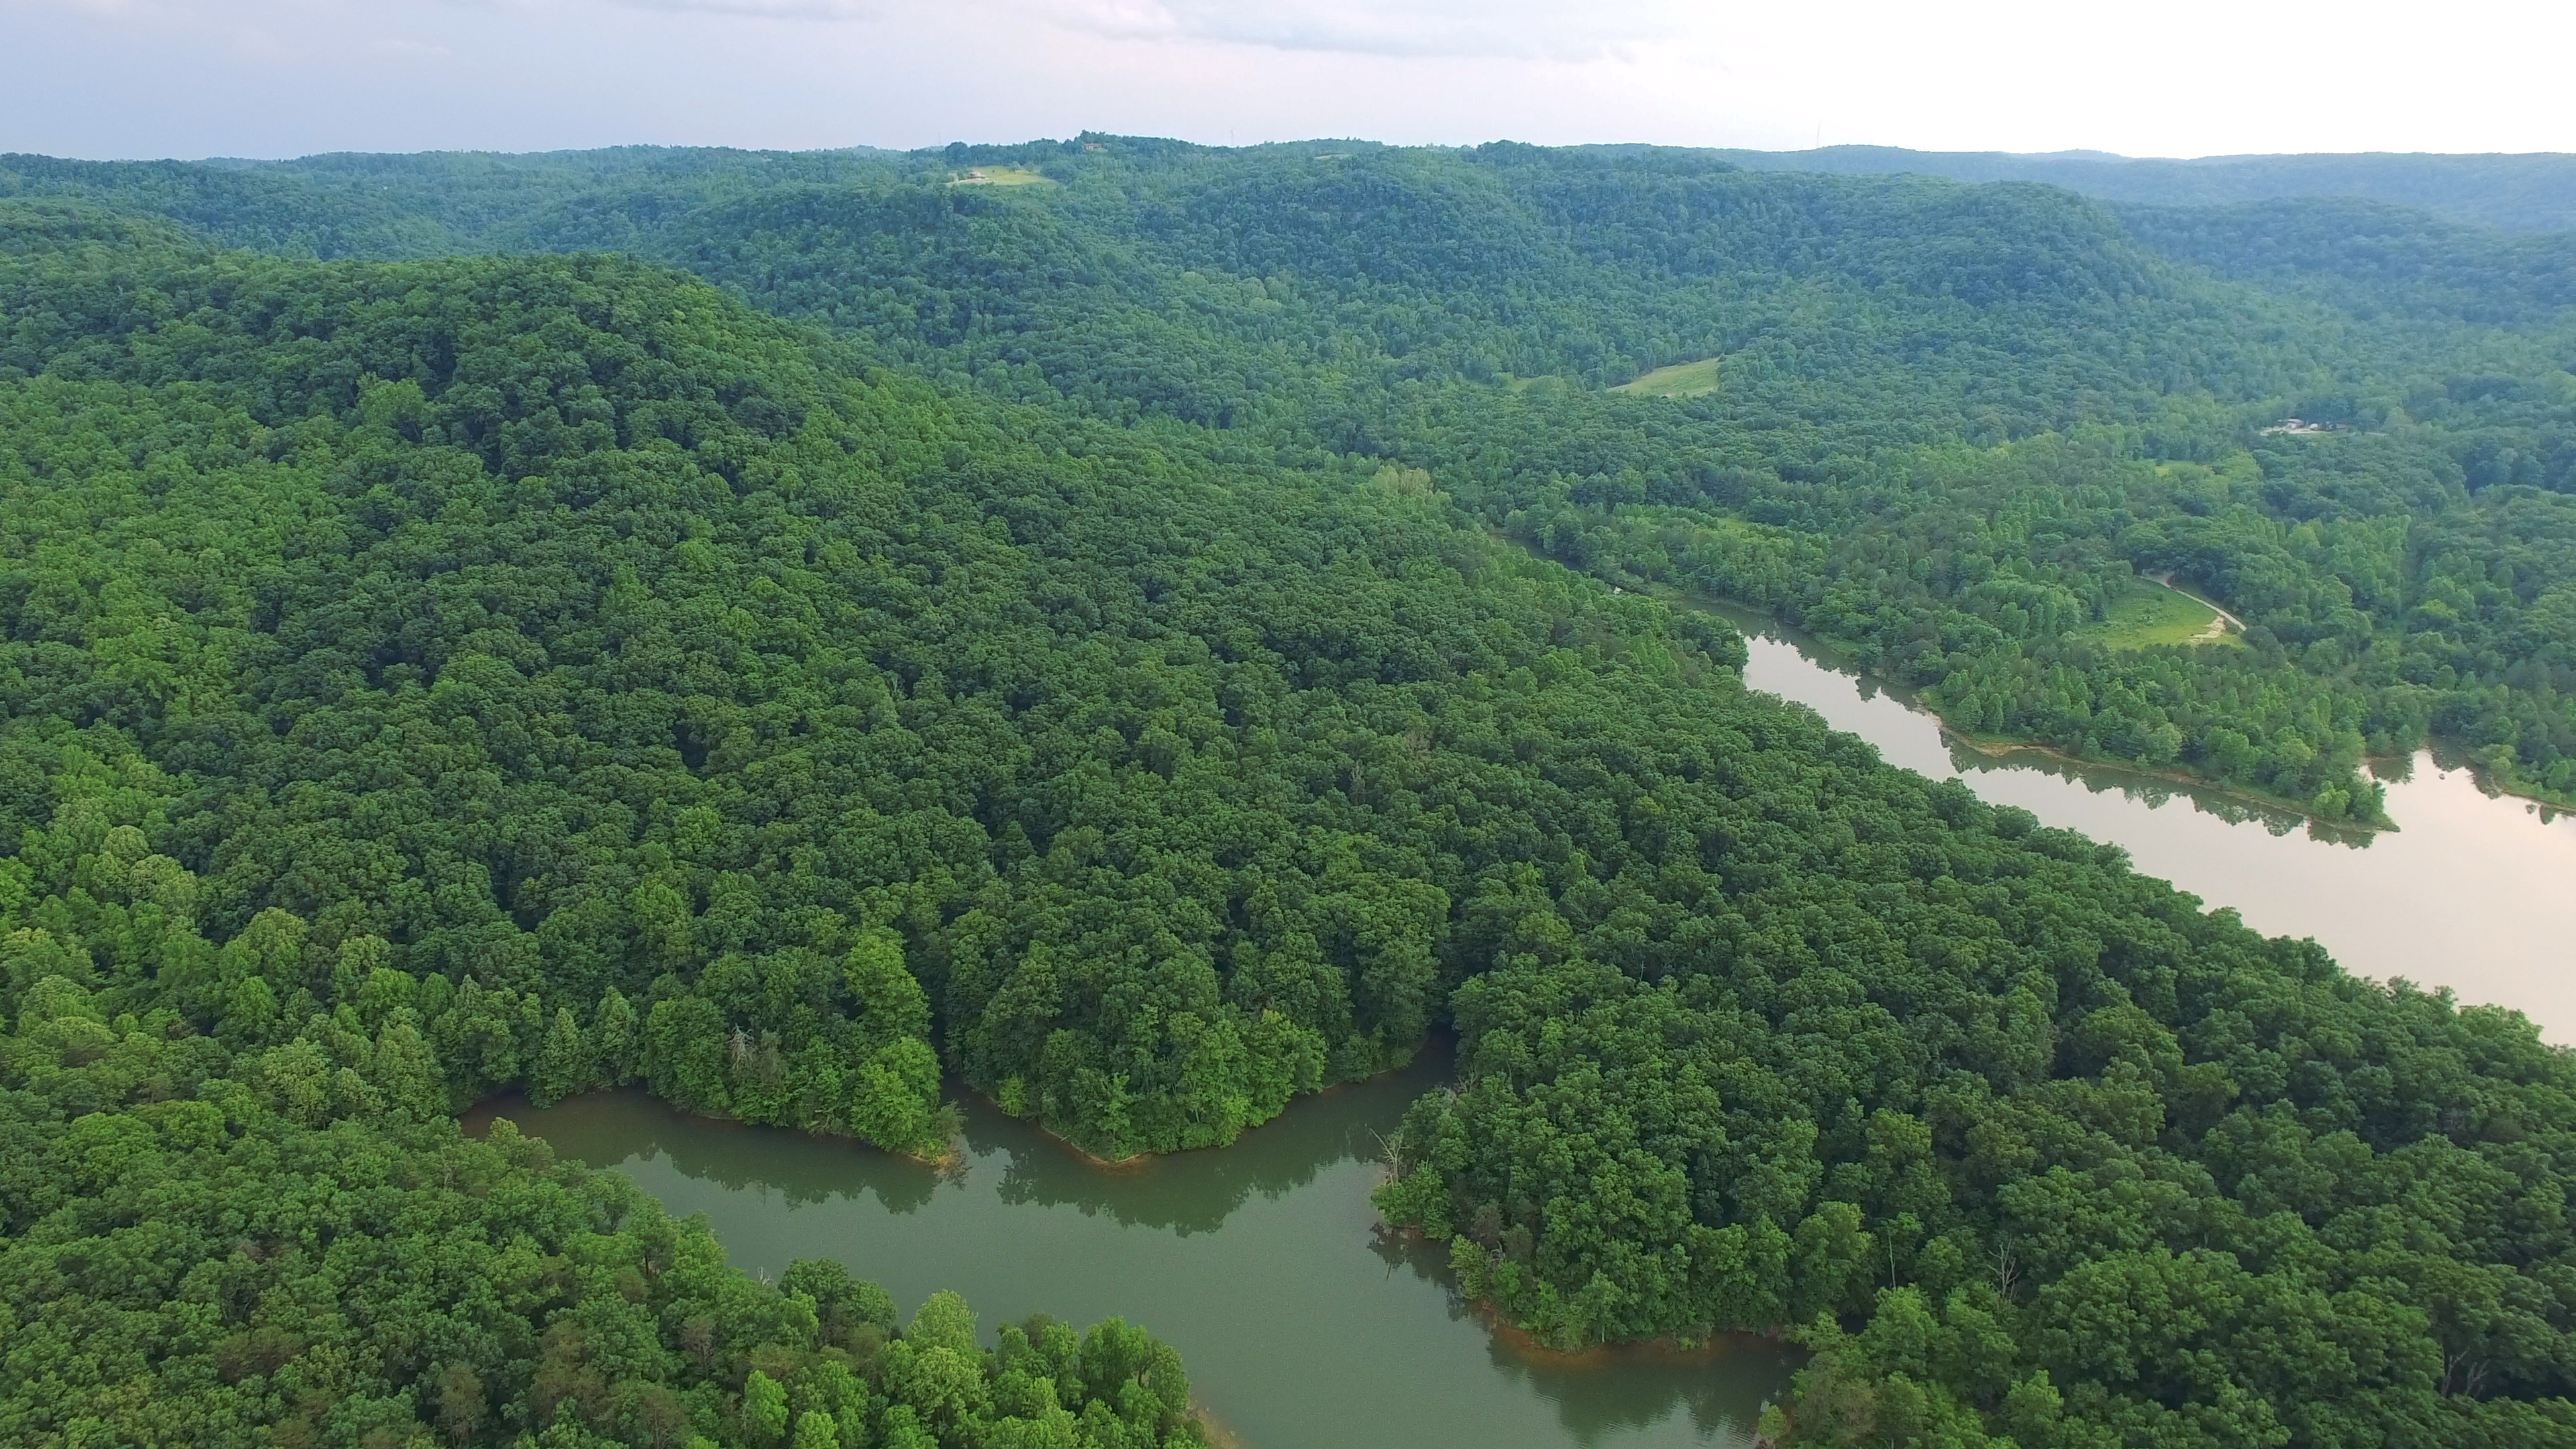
[[476, 1050, 1796, 1449], [1708, 602, 2576, 1040]]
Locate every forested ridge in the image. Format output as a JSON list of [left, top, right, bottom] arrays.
[[4, 142, 2576, 1449], [654, 140, 2576, 820], [1708, 147, 2576, 235], [24, 137, 2575, 818], [0, 216, 1238, 1448]]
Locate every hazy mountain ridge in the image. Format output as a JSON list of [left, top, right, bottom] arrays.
[[1711, 144, 2576, 232]]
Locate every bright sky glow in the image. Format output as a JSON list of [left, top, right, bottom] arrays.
[[5, 0, 2570, 160]]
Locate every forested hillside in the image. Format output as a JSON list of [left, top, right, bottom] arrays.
[[0, 213, 1234, 1449], [1714, 146, 2576, 233], [7, 142, 2576, 1449], [2121, 197, 2576, 319], [631, 141, 2576, 819], [18, 138, 2576, 816]]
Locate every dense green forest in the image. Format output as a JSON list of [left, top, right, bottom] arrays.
[[1713, 146, 2576, 234], [0, 217, 1235, 1448], [3, 1022, 1199, 1449], [7, 141, 2576, 1448], [23, 136, 2574, 818]]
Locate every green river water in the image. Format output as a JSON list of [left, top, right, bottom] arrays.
[[473, 1044, 1798, 1449], [479, 604, 2576, 1449]]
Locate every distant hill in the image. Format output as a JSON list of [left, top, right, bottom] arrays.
[[1707, 145, 2576, 232], [2118, 195, 2576, 321], [0, 145, 920, 257]]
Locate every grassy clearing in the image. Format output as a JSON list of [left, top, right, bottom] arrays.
[[2081, 582, 2240, 649], [951, 166, 1055, 186], [1611, 357, 1722, 398]]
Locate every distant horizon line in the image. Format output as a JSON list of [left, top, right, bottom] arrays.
[[12, 138, 2576, 167]]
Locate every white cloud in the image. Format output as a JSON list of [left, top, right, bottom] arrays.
[[7, 0, 2576, 162], [1022, 0, 1676, 59], [366, 34, 455, 56], [602, 0, 872, 17]]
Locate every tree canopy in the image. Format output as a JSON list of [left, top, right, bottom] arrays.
[[7, 139, 2576, 1448]]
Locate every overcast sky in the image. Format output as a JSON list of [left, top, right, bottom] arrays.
[[9, 0, 2571, 162]]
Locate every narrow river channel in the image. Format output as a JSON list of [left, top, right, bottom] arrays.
[[1710, 603, 2576, 1042]]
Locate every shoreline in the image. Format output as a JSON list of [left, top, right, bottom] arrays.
[[1189, 1401, 1249, 1449], [2400, 748, 2576, 818], [970, 1043, 1442, 1170], [1375, 1223, 1794, 1368], [466, 1087, 962, 1170], [1658, 582, 2402, 832], [1476, 1305, 1788, 1370], [1951, 730, 2576, 830], [476, 1041, 1452, 1175], [1940, 731, 2395, 835], [1662, 576, 2576, 827], [982, 1101, 1152, 1171]]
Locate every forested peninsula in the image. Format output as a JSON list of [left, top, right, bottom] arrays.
[[5, 140, 2576, 1449]]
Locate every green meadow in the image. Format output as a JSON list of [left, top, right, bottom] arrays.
[[1609, 356, 1721, 396], [2082, 580, 2239, 649]]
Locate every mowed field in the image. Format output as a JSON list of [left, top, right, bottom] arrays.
[[1610, 356, 1721, 396], [2082, 580, 2241, 649]]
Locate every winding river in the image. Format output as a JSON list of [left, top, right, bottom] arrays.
[[1708, 604, 2576, 1042], [481, 602, 2576, 1449]]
